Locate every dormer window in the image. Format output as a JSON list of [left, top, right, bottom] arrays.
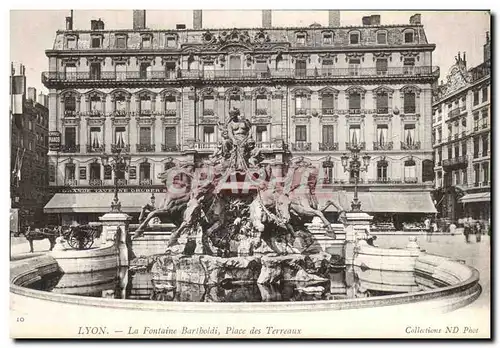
[[115, 35, 127, 49], [142, 36, 151, 49], [376, 31, 387, 44], [66, 36, 77, 49], [349, 32, 360, 44], [323, 33, 333, 45], [296, 33, 306, 45], [404, 30, 414, 43], [91, 36, 102, 48], [166, 36, 177, 48]]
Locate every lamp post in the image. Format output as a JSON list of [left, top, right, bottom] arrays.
[[101, 149, 131, 213], [341, 143, 371, 212]]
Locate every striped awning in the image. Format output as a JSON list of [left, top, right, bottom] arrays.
[[459, 192, 491, 204], [44, 193, 154, 213]]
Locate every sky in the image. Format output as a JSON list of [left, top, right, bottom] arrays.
[[9, 10, 491, 94]]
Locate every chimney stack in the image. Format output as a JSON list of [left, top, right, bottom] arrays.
[[28, 87, 37, 102], [409, 14, 421, 25], [362, 16, 371, 26], [91, 18, 105, 30], [66, 10, 73, 30], [484, 31, 491, 62], [370, 15, 381, 25], [193, 10, 202, 30], [38, 92, 48, 107], [262, 10, 272, 28], [133, 10, 146, 30], [328, 10, 340, 27]]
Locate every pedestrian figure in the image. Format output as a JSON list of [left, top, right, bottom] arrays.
[[464, 218, 471, 243], [475, 221, 482, 242], [449, 222, 457, 235], [424, 217, 432, 242]]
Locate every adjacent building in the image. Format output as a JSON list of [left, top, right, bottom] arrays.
[[43, 10, 439, 228], [10, 64, 50, 230], [432, 32, 491, 223]]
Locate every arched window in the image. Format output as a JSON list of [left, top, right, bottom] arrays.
[[139, 162, 151, 184], [64, 95, 76, 116], [404, 159, 417, 183], [404, 92, 416, 114], [139, 95, 152, 115]]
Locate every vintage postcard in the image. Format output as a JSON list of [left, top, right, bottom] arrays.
[[9, 9, 491, 339]]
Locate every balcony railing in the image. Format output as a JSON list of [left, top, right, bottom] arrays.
[[86, 144, 105, 153], [111, 144, 130, 153], [161, 144, 181, 152], [375, 107, 389, 114], [136, 144, 156, 152], [64, 179, 78, 186], [365, 178, 414, 184], [295, 108, 309, 116], [42, 66, 439, 84], [115, 179, 128, 186], [442, 156, 468, 167], [319, 142, 339, 151], [81, 110, 104, 117], [349, 108, 362, 114], [89, 179, 103, 186], [255, 108, 268, 116], [373, 141, 393, 151], [291, 142, 311, 151], [61, 144, 80, 153], [346, 142, 366, 150], [203, 109, 215, 116], [400, 141, 421, 150], [321, 108, 335, 115], [461, 131, 467, 138], [139, 179, 152, 186], [164, 109, 177, 116], [64, 110, 79, 117], [139, 109, 153, 116], [112, 110, 128, 117], [448, 107, 464, 119], [195, 142, 218, 150], [403, 106, 416, 114], [404, 177, 418, 184], [256, 141, 273, 149]]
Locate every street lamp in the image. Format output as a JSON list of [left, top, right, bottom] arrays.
[[101, 149, 131, 213], [341, 143, 371, 212]]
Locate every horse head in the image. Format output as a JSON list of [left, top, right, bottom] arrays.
[[275, 193, 292, 223]]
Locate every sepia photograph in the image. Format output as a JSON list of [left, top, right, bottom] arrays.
[[8, 7, 491, 339]]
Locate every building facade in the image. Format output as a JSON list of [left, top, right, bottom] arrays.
[[432, 32, 491, 223], [10, 64, 50, 229], [43, 10, 438, 227]]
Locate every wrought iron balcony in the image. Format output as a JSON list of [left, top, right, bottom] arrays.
[[346, 142, 366, 150], [115, 179, 127, 186], [448, 107, 464, 119], [61, 144, 80, 153], [349, 108, 362, 114], [111, 110, 129, 117], [366, 178, 404, 184], [82, 110, 103, 117], [256, 141, 273, 149], [375, 107, 389, 115], [86, 144, 105, 153], [403, 106, 416, 114], [139, 109, 153, 116], [136, 144, 156, 152], [291, 142, 311, 151], [64, 179, 78, 186], [195, 142, 218, 150], [373, 141, 393, 151], [64, 110, 79, 117], [442, 156, 468, 168], [400, 141, 421, 150], [321, 108, 335, 115], [203, 109, 215, 116], [164, 109, 177, 116], [403, 177, 418, 184], [318, 142, 338, 151], [89, 179, 103, 186], [111, 144, 130, 153], [295, 108, 309, 116], [255, 108, 268, 116], [139, 179, 152, 186], [161, 144, 181, 152]]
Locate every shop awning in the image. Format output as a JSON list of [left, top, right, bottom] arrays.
[[459, 192, 491, 204], [318, 191, 437, 214], [44, 193, 154, 213]]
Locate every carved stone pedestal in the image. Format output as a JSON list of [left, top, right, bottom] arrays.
[[99, 212, 132, 267]]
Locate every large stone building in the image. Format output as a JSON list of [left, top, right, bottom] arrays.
[[431, 32, 491, 223], [43, 10, 439, 228], [10, 64, 50, 229]]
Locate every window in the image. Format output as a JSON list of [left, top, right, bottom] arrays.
[[482, 135, 488, 156], [116, 36, 127, 49], [203, 62, 215, 78], [447, 145, 452, 159], [164, 127, 177, 147], [473, 136, 479, 158], [276, 56, 287, 70], [454, 143, 460, 158], [482, 87, 488, 102], [64, 127, 76, 147], [404, 124, 416, 145], [90, 95, 102, 114], [462, 142, 467, 157], [323, 162, 333, 184], [188, 58, 198, 71], [166, 37, 176, 48], [139, 127, 152, 145], [255, 95, 268, 115], [462, 169, 468, 185], [295, 60, 307, 77], [140, 95, 152, 115], [376, 59, 388, 75], [229, 95, 241, 110], [90, 63, 101, 80], [349, 92, 361, 111], [203, 126, 215, 144], [89, 127, 102, 149], [403, 58, 415, 74], [295, 125, 307, 142], [142, 36, 151, 49], [140, 63, 151, 79], [321, 93, 334, 114], [454, 171, 461, 185], [139, 163, 151, 181], [296, 34, 306, 45], [404, 92, 416, 114], [255, 60, 268, 77], [165, 62, 176, 79], [323, 33, 333, 45], [482, 109, 489, 127], [349, 125, 361, 145], [165, 96, 176, 114], [115, 95, 126, 114], [115, 63, 126, 81], [482, 162, 489, 184], [473, 90, 479, 105], [377, 160, 388, 181], [474, 164, 480, 186], [295, 95, 308, 115], [376, 124, 388, 145], [473, 112, 480, 130], [404, 31, 414, 43], [67, 37, 76, 49], [322, 59, 334, 76], [438, 148, 442, 163], [377, 32, 387, 44], [91, 37, 101, 48], [348, 58, 360, 76], [65, 164, 75, 182], [256, 126, 268, 143], [349, 32, 359, 44], [404, 159, 416, 181], [89, 163, 101, 180], [376, 91, 388, 113], [203, 96, 214, 115], [322, 125, 334, 144], [115, 127, 127, 147], [438, 129, 442, 142]]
